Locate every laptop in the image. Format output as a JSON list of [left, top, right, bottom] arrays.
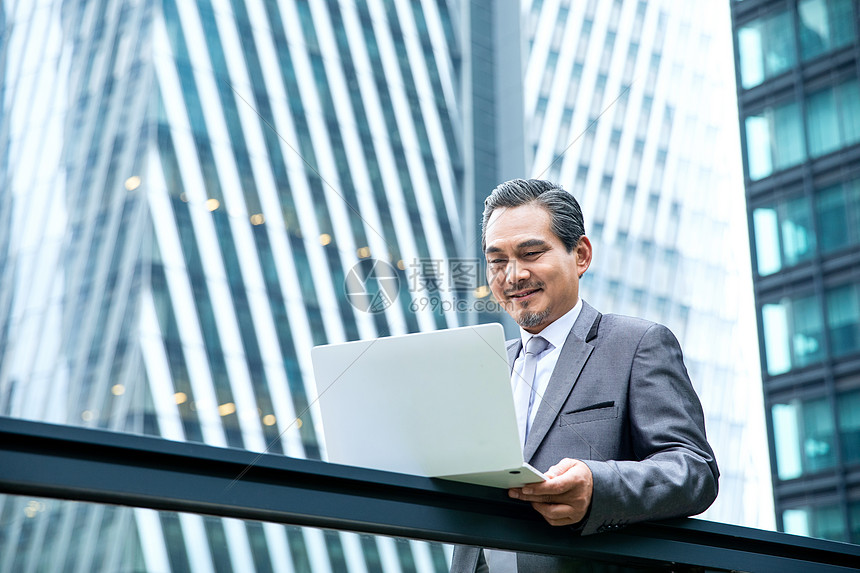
[[310, 323, 547, 488]]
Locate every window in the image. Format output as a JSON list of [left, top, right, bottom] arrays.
[[783, 504, 847, 542], [752, 195, 815, 276], [815, 178, 860, 253], [806, 79, 860, 157], [825, 283, 860, 357], [798, 0, 856, 61], [737, 10, 796, 89], [837, 389, 860, 465], [772, 397, 836, 480], [605, 129, 622, 167], [762, 293, 824, 375], [745, 101, 806, 180], [628, 140, 644, 184]]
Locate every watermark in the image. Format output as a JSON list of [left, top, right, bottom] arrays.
[[409, 296, 504, 314], [344, 258, 503, 314], [344, 258, 401, 313]]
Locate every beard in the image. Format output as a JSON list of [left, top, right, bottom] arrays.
[[516, 307, 551, 329]]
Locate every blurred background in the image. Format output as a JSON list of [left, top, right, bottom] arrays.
[[1, 0, 858, 570]]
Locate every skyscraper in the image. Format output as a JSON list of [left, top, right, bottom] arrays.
[[2, 0, 771, 570], [730, 0, 860, 543], [1, 0, 462, 569]]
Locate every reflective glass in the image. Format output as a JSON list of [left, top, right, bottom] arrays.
[[753, 207, 782, 276], [737, 10, 796, 89], [799, 0, 856, 61], [745, 101, 806, 181], [762, 303, 792, 375], [838, 80, 860, 146], [772, 397, 836, 480], [826, 283, 860, 357], [780, 197, 816, 266], [772, 402, 804, 479], [837, 389, 860, 465], [783, 504, 847, 542], [807, 79, 860, 157], [745, 115, 773, 180], [773, 102, 806, 169], [762, 293, 824, 375], [851, 501, 860, 544], [807, 86, 841, 157], [815, 179, 860, 253], [752, 196, 815, 276], [793, 295, 826, 368]]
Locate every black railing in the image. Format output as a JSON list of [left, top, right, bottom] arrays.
[[1, 416, 858, 571]]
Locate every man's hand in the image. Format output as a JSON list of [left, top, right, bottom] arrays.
[[508, 458, 593, 526]]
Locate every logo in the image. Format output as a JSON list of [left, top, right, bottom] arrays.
[[344, 259, 400, 313]]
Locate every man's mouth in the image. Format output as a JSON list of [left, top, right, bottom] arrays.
[[508, 288, 541, 299]]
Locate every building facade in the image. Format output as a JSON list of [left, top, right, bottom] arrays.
[[730, 0, 860, 543], [1, 0, 464, 570], [2, 0, 771, 570]]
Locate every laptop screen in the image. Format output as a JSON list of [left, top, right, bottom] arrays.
[[311, 324, 526, 478]]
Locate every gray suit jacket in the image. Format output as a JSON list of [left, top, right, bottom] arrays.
[[450, 301, 719, 572]]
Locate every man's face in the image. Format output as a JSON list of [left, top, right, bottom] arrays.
[[484, 203, 592, 334]]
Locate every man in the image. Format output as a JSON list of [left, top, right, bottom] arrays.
[[450, 179, 718, 572]]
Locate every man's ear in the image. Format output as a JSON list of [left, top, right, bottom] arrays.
[[576, 236, 593, 278]]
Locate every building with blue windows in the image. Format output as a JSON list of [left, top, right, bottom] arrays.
[[731, 0, 860, 543]]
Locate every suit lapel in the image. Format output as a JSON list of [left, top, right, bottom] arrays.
[[523, 301, 601, 461]]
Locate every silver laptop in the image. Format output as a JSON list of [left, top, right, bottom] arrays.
[[310, 323, 547, 488]]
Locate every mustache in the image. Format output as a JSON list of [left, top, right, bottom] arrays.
[[504, 282, 545, 296]]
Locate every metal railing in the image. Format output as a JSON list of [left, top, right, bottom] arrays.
[[1, 416, 858, 571]]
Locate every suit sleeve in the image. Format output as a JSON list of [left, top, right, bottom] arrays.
[[579, 323, 719, 535]]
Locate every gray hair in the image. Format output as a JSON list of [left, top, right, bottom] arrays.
[[481, 179, 586, 253]]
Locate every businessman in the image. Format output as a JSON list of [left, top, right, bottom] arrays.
[[450, 179, 719, 572]]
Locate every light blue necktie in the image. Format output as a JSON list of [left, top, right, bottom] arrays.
[[487, 336, 550, 573], [513, 335, 549, 446]]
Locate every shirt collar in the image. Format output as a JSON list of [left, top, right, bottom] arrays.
[[519, 298, 583, 352]]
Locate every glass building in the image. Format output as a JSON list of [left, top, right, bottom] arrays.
[[2, 0, 770, 570], [731, 0, 860, 543], [1, 0, 464, 570]]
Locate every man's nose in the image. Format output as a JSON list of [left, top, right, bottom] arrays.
[[506, 261, 529, 284]]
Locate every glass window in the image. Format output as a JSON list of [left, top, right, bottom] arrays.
[[807, 86, 841, 156], [746, 115, 773, 179], [851, 501, 860, 544], [838, 80, 860, 146], [774, 102, 807, 169], [762, 293, 824, 375], [798, 0, 856, 61], [772, 397, 836, 480], [815, 179, 860, 253], [826, 283, 860, 357], [745, 101, 806, 180], [737, 10, 796, 89], [783, 504, 847, 542], [806, 79, 860, 157], [837, 389, 860, 465], [752, 196, 815, 276]]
